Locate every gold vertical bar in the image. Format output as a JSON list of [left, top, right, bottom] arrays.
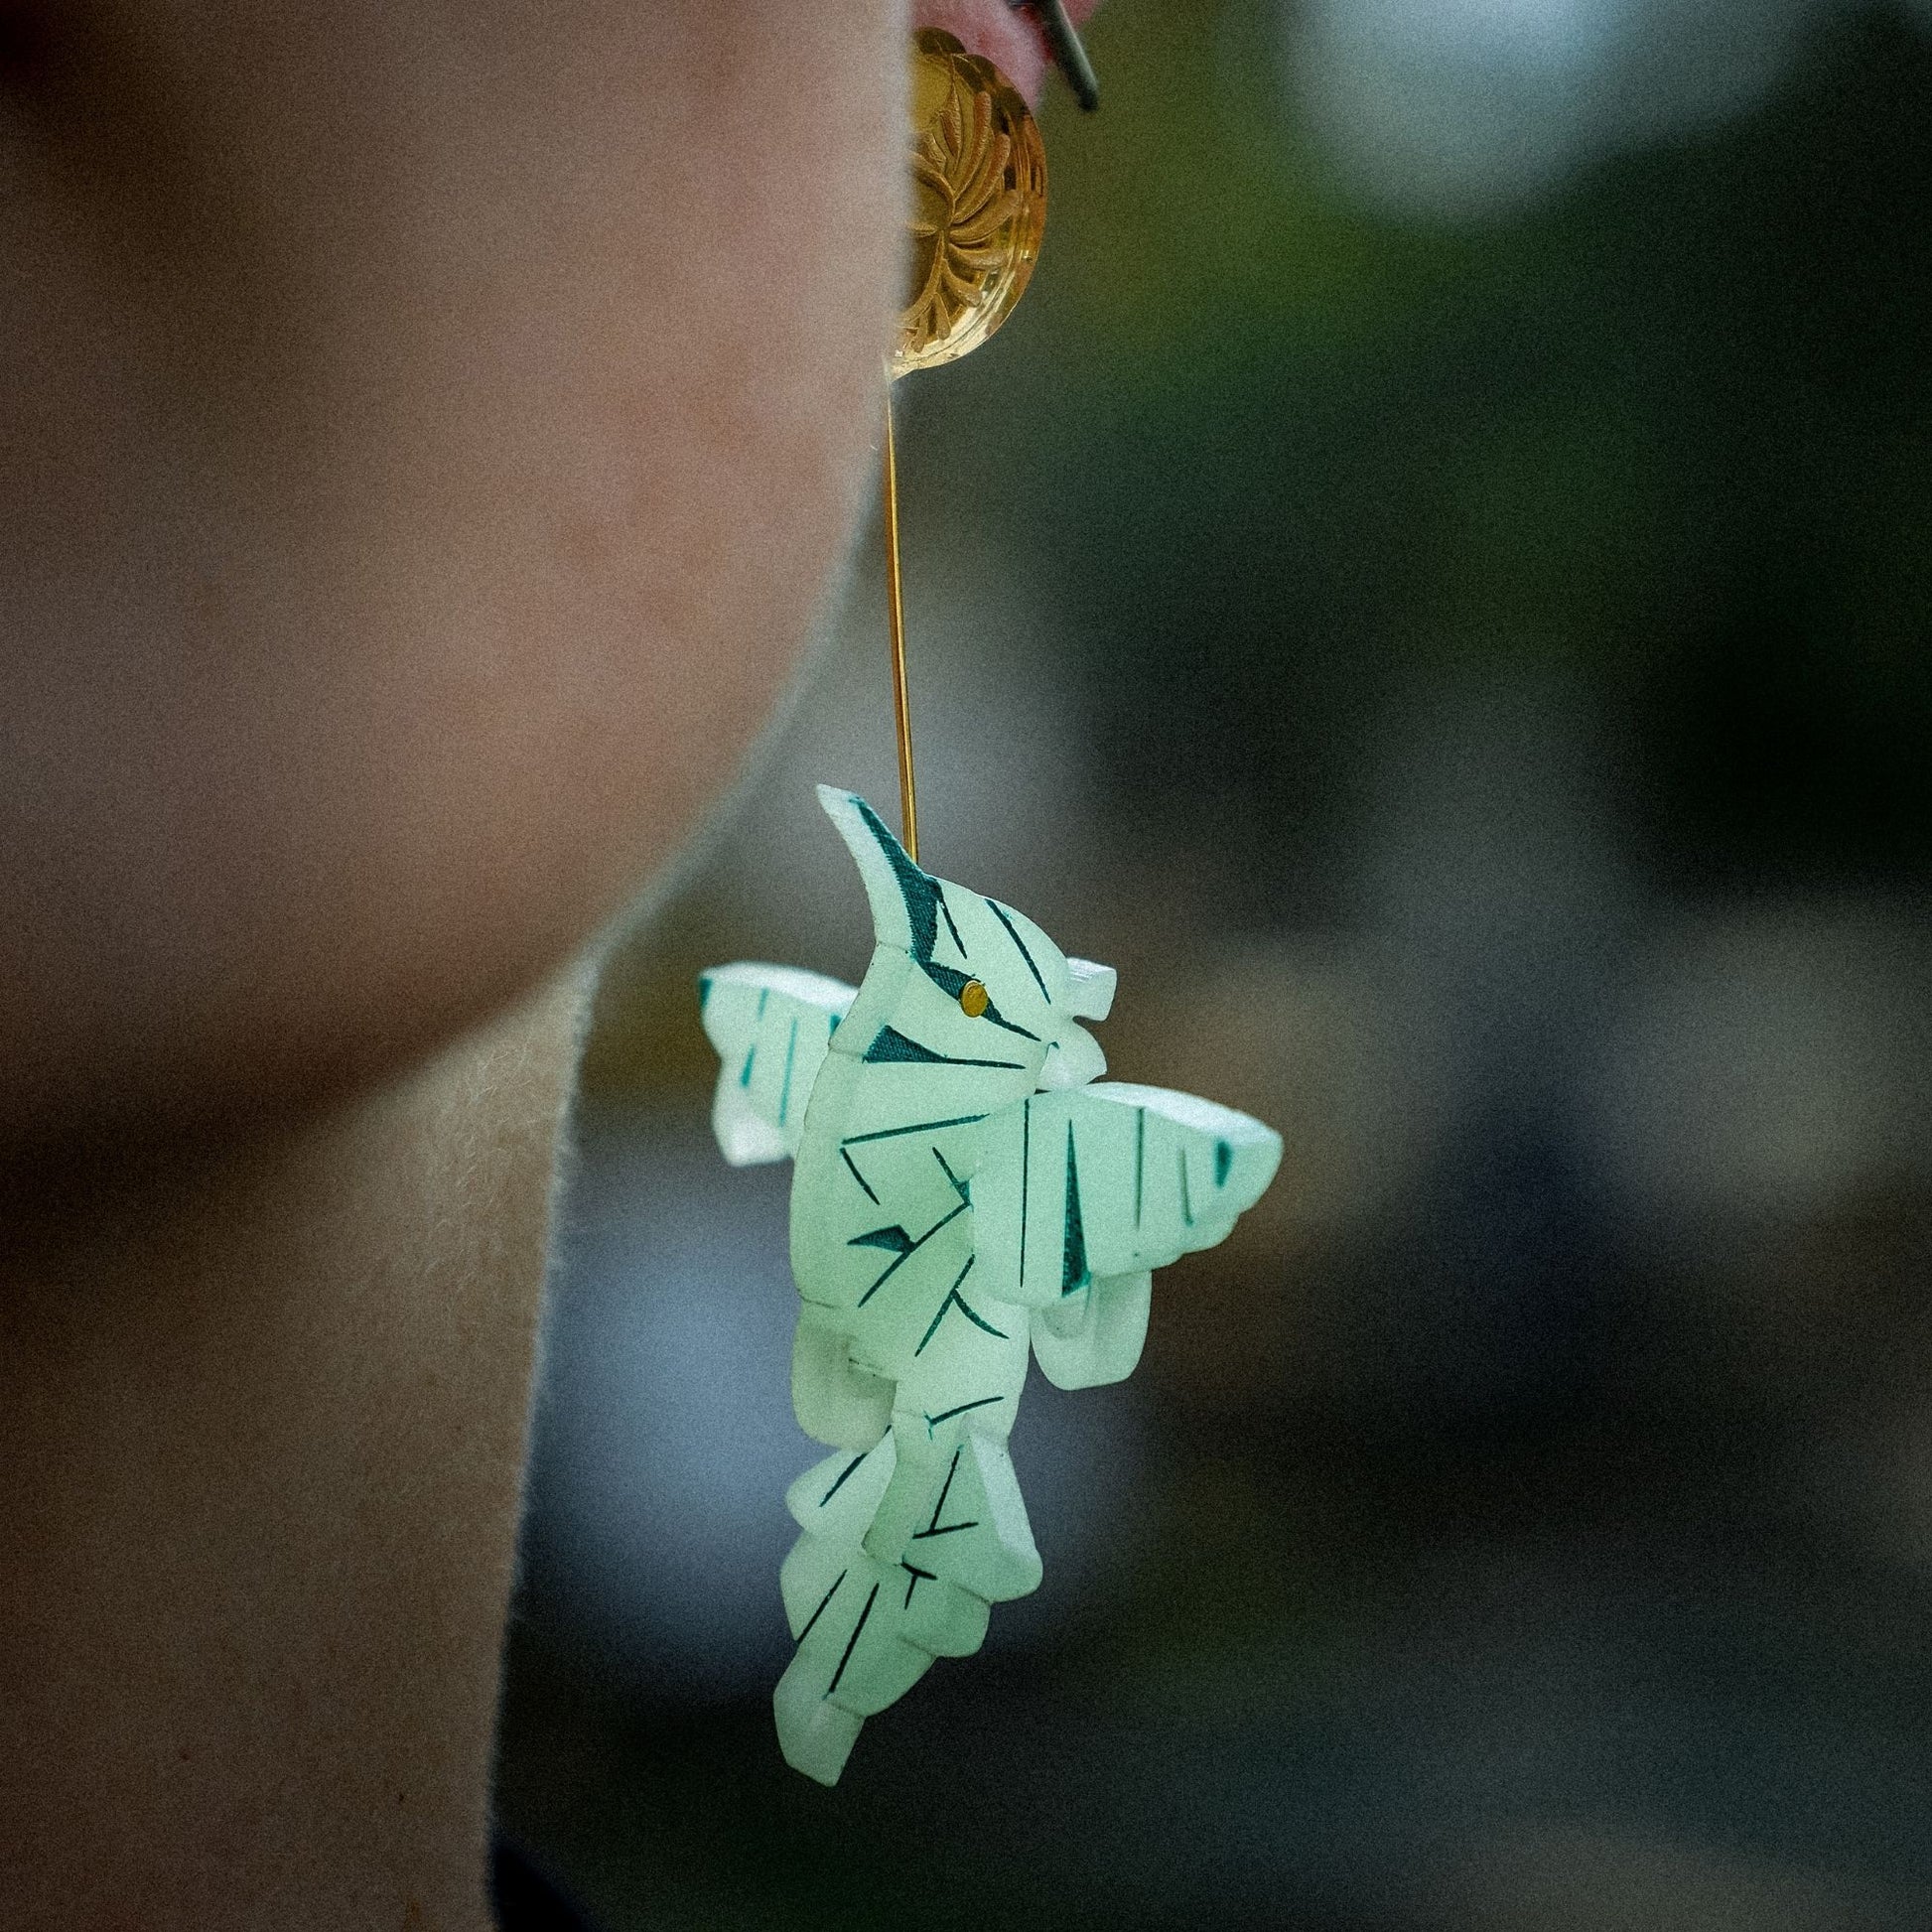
[[882, 380, 919, 864]]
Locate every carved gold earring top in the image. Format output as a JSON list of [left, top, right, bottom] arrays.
[[882, 27, 1061, 861], [892, 29, 1047, 378]]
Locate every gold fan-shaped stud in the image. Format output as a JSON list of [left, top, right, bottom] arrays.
[[892, 29, 1047, 378]]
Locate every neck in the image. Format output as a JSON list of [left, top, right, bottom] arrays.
[[0, 971, 588, 1932]]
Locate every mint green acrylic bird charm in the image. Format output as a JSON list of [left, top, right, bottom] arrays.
[[696, 24, 1278, 1783], [699, 789, 1282, 1783]]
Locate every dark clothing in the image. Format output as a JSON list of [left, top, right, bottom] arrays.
[[491, 1834, 597, 1932]]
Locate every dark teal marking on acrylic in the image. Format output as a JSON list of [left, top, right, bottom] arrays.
[[698, 977, 712, 1015], [1214, 1139, 1232, 1187], [757, 987, 768, 1019], [1018, 1097, 1032, 1290], [863, 1026, 939, 1064], [1178, 1148, 1193, 1227], [864, 1026, 1022, 1070], [982, 1006, 1040, 1043], [923, 1394, 1004, 1436], [932, 1146, 970, 1204], [907, 1445, 981, 1546], [935, 887, 968, 961], [923, 1448, 962, 1531], [849, 802, 1037, 1062], [985, 897, 1050, 1002], [910, 1516, 980, 1540], [843, 1113, 986, 1147], [920, 958, 973, 1002], [1134, 1107, 1146, 1227], [857, 1199, 969, 1307], [819, 1453, 867, 1507], [916, 1256, 1006, 1356], [797, 1569, 846, 1644], [738, 1043, 756, 1087], [853, 796, 940, 960], [901, 1561, 936, 1607], [840, 1147, 881, 1204], [914, 943, 1040, 1039], [777, 1018, 799, 1125], [849, 1226, 913, 1255], [825, 1582, 880, 1698], [1062, 1120, 1089, 1296]]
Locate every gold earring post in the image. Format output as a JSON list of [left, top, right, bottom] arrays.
[[880, 25, 1052, 869], [882, 379, 919, 865]]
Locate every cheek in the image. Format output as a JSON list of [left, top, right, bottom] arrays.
[[339, 4, 907, 965], [0, 1, 905, 1155]]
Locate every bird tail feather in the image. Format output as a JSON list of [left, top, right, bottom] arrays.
[[774, 1427, 1039, 1783]]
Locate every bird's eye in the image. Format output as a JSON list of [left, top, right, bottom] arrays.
[[959, 979, 989, 1018]]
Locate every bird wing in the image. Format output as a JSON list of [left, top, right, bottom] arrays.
[[698, 961, 857, 1165], [969, 1081, 1283, 1387]]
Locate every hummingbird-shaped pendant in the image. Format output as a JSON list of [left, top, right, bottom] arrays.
[[699, 791, 1281, 1782], [694, 24, 1282, 1784]]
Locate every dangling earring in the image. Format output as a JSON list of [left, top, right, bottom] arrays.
[[884, 23, 1048, 863], [697, 24, 1284, 1787]]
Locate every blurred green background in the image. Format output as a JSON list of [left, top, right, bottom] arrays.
[[496, 3, 1932, 1925]]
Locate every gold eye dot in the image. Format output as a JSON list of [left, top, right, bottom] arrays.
[[959, 979, 989, 1018]]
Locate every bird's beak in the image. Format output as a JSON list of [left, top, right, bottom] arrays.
[[1037, 1021, 1106, 1090]]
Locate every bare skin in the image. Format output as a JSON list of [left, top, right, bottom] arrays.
[[0, 1, 1091, 1923], [0, 0, 904, 1163]]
